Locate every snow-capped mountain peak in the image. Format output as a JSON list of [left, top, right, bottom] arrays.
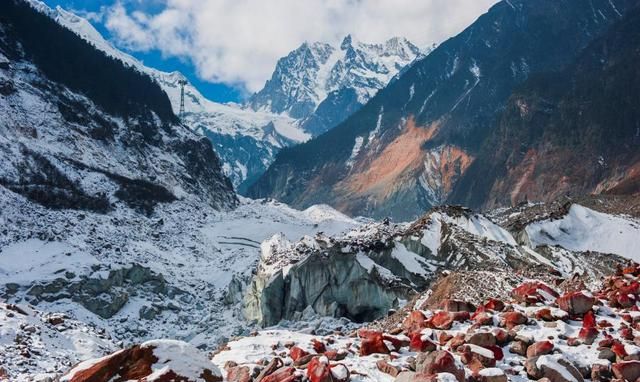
[[248, 35, 429, 121]]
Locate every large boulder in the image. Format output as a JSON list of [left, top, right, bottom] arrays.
[[556, 291, 595, 315], [512, 282, 559, 305], [529, 355, 584, 382], [612, 360, 640, 381], [60, 340, 222, 382], [415, 351, 465, 382]]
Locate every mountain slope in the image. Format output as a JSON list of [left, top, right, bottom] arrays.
[[449, 5, 640, 208], [249, 0, 636, 220], [22, 1, 307, 193], [0, 0, 237, 213]]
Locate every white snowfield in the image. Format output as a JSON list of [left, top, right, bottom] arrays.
[[525, 204, 640, 260], [0, 187, 359, 380]]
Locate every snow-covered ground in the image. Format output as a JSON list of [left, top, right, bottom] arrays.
[[0, 187, 359, 380], [525, 204, 640, 260]]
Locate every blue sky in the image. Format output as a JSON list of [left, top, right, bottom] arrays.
[[41, 0, 497, 105], [42, 0, 246, 103]]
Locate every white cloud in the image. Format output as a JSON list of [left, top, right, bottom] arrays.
[[104, 0, 498, 93]]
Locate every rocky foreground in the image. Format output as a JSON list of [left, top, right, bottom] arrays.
[[43, 261, 640, 382]]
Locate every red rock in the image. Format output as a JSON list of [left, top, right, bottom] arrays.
[[290, 347, 309, 362], [227, 366, 251, 382], [612, 342, 628, 358], [438, 332, 453, 345], [415, 350, 465, 382], [612, 360, 640, 381], [535, 308, 555, 321], [307, 358, 332, 382], [556, 291, 595, 315], [430, 311, 470, 330], [591, 363, 612, 382], [358, 330, 389, 356], [452, 311, 471, 322], [619, 281, 640, 295], [311, 339, 326, 354], [472, 312, 494, 326], [430, 312, 455, 330], [509, 341, 528, 356], [261, 367, 298, 382], [535, 356, 584, 382], [440, 299, 475, 312], [376, 359, 400, 377], [476, 368, 508, 382], [465, 332, 496, 347], [621, 326, 635, 341], [578, 327, 599, 345], [617, 293, 636, 308], [485, 345, 504, 361], [410, 332, 438, 352], [383, 334, 409, 351], [61, 342, 222, 382], [403, 311, 428, 333], [459, 344, 496, 369], [599, 336, 614, 348], [500, 311, 528, 329], [512, 281, 559, 305], [324, 350, 347, 361], [448, 333, 466, 351], [598, 319, 613, 328], [491, 328, 510, 345], [583, 310, 596, 328], [526, 341, 554, 358], [578, 310, 599, 345], [484, 299, 505, 312]]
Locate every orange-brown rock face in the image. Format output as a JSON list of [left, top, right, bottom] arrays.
[[331, 117, 472, 218]]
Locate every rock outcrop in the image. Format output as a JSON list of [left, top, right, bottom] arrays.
[[18, 264, 172, 319], [242, 203, 629, 327]]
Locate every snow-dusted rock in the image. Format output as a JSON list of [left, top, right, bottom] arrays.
[[61, 340, 222, 382]]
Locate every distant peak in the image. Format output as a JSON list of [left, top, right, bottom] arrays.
[[340, 34, 353, 50]]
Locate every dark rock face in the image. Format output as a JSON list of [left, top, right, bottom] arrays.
[[244, 245, 414, 327], [24, 264, 173, 319], [450, 5, 640, 209], [249, 0, 637, 220], [300, 88, 362, 137]]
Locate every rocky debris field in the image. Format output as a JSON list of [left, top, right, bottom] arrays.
[[0, 302, 116, 380], [46, 261, 640, 382]]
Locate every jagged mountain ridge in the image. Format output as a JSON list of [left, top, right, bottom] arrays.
[[248, 0, 638, 220], [249, 35, 429, 136]]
